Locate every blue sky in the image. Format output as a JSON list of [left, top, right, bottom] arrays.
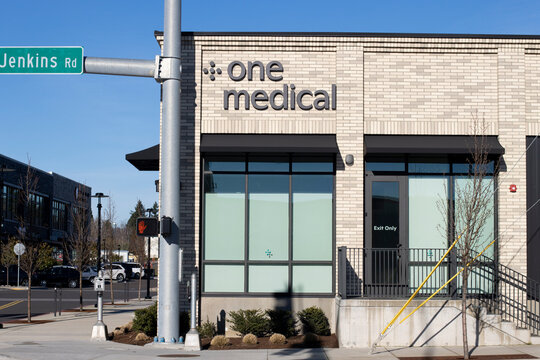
[[1, 0, 540, 222]]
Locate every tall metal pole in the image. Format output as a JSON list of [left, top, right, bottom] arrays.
[[158, 0, 182, 343]]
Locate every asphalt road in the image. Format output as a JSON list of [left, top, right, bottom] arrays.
[[0, 278, 157, 322]]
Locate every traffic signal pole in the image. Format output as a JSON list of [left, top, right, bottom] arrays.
[[158, 0, 182, 344], [82, 0, 185, 345]]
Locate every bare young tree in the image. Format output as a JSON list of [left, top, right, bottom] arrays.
[[16, 159, 50, 322], [0, 237, 18, 285], [103, 198, 117, 304], [439, 115, 496, 359], [63, 185, 92, 311], [130, 230, 147, 300]]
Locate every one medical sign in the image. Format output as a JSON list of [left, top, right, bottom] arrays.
[[0, 47, 83, 74], [136, 217, 159, 237]]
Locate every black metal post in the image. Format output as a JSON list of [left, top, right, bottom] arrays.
[[145, 208, 153, 300], [97, 200, 102, 271], [338, 246, 347, 299], [92, 193, 108, 307]]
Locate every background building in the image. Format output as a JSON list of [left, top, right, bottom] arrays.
[[0, 154, 91, 261]]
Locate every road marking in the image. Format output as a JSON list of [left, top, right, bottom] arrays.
[[0, 300, 23, 310]]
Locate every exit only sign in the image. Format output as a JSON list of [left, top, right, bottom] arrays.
[[0, 46, 83, 74]]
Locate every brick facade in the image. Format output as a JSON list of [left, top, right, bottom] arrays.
[[155, 33, 540, 313]]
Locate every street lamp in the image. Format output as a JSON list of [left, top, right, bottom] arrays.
[[91, 193, 109, 271], [0, 164, 15, 241], [145, 208, 153, 300]]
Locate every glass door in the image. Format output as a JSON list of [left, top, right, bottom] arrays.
[[365, 175, 408, 297]]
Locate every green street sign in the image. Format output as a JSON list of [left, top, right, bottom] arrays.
[[0, 46, 84, 74]]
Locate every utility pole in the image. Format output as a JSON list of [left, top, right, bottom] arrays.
[[158, 0, 182, 344]]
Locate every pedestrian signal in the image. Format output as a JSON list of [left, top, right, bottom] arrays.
[[136, 217, 159, 236]]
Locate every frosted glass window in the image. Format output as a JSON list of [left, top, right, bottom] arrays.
[[292, 175, 333, 260], [248, 265, 288, 293], [204, 174, 245, 260], [454, 176, 495, 258], [408, 176, 448, 249], [292, 265, 332, 293], [248, 175, 289, 260], [204, 265, 244, 292]]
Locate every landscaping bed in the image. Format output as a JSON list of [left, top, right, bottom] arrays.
[[201, 334, 338, 350]]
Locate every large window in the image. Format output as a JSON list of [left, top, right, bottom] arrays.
[[203, 155, 334, 295], [52, 200, 68, 231], [2, 185, 19, 221], [366, 155, 497, 293]]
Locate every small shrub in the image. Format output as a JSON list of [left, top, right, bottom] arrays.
[[297, 306, 330, 336], [133, 302, 157, 337], [242, 333, 258, 344], [303, 332, 320, 345], [269, 333, 287, 345], [266, 309, 298, 337], [132, 303, 188, 338], [197, 318, 217, 339], [228, 309, 269, 337], [210, 335, 230, 347], [135, 332, 151, 341]]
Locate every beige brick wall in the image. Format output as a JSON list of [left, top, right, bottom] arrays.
[[498, 46, 527, 273], [158, 35, 540, 310], [364, 51, 498, 135]]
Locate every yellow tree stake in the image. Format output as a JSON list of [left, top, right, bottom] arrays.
[[399, 238, 496, 325], [370, 234, 464, 354]]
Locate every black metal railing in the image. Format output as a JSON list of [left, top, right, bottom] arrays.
[[338, 246, 540, 336]]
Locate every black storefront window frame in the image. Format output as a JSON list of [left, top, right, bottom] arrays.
[[201, 153, 336, 298]]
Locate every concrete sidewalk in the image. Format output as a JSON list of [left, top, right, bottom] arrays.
[[2, 302, 540, 359]]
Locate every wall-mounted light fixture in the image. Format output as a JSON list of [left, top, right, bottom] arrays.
[[345, 154, 354, 166]]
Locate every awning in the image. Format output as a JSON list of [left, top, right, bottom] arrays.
[[125, 145, 159, 171], [364, 135, 505, 155], [201, 134, 339, 154]]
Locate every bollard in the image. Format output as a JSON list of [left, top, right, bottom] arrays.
[[59, 288, 62, 316], [124, 279, 129, 303], [54, 288, 57, 317], [184, 273, 201, 350]]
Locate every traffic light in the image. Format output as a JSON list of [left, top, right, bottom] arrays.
[[136, 217, 159, 236]]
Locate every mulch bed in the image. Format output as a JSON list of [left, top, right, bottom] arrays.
[[112, 331, 339, 350], [202, 334, 339, 350], [398, 356, 536, 360], [112, 331, 153, 346]]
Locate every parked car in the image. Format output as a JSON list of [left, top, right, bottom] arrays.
[[81, 265, 98, 283], [0, 265, 29, 286], [35, 265, 80, 288], [100, 263, 126, 282], [113, 262, 145, 279]]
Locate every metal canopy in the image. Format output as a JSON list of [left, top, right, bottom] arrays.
[[125, 145, 159, 171], [201, 134, 339, 154], [364, 135, 505, 155]]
